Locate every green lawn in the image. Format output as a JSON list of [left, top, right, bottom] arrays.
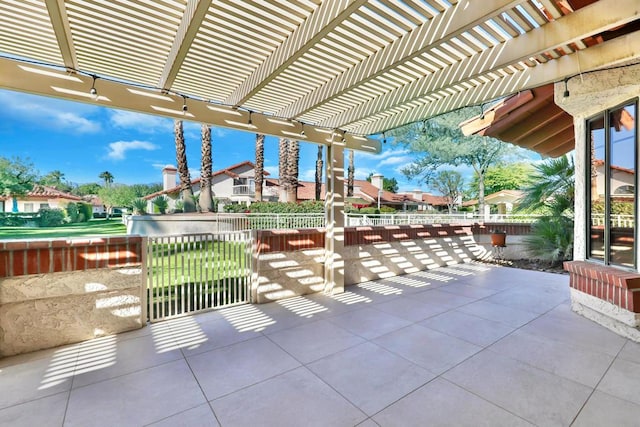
[[0, 219, 127, 240]]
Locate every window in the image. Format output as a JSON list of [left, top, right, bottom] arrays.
[[587, 100, 637, 268], [39, 203, 49, 209], [24, 203, 34, 213]]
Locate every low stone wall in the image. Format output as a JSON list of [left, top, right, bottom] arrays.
[[472, 223, 533, 260], [0, 237, 145, 357], [127, 213, 238, 236], [564, 260, 640, 342], [344, 224, 487, 284], [253, 229, 325, 303]]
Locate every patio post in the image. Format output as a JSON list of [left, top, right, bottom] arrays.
[[324, 139, 345, 294]]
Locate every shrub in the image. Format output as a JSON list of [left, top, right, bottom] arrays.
[[79, 202, 93, 222], [248, 201, 324, 214], [224, 203, 248, 213], [132, 198, 147, 215], [359, 207, 380, 215], [380, 206, 396, 214], [173, 200, 184, 213], [66, 202, 79, 223], [152, 195, 169, 214], [39, 208, 65, 226], [523, 215, 574, 265]]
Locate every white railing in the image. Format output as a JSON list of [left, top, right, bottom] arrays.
[[146, 231, 252, 322], [591, 214, 635, 228], [232, 185, 254, 195], [212, 213, 325, 231]]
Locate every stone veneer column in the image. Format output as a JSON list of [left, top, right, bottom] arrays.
[[324, 138, 345, 294]]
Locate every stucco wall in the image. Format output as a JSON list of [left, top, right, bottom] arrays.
[[0, 236, 144, 357]]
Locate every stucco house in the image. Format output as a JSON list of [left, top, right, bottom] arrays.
[[144, 161, 267, 212], [0, 185, 82, 213]]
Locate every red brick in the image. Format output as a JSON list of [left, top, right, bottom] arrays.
[[12, 251, 25, 276], [25, 249, 39, 275], [38, 249, 52, 274], [0, 253, 7, 278]]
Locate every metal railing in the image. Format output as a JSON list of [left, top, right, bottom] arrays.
[[232, 184, 255, 195], [591, 214, 634, 228], [146, 231, 252, 322], [212, 213, 325, 231], [345, 213, 542, 226]]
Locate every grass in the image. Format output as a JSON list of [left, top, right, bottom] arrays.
[[0, 219, 127, 240]]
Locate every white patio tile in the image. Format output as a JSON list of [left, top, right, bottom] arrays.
[[65, 360, 206, 427], [210, 367, 367, 427], [267, 319, 365, 363], [373, 378, 533, 427], [457, 299, 541, 327], [488, 330, 614, 387], [72, 333, 183, 388], [519, 314, 627, 357], [419, 310, 515, 347], [0, 391, 67, 427], [146, 403, 220, 427], [0, 345, 77, 409], [483, 288, 568, 314], [326, 306, 411, 340], [597, 357, 640, 405], [443, 350, 592, 426], [187, 336, 300, 400], [410, 288, 478, 308], [373, 324, 481, 374], [436, 282, 502, 299], [373, 295, 451, 322], [307, 342, 435, 416], [618, 339, 640, 363], [573, 391, 640, 427]]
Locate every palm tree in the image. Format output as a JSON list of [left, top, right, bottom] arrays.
[[174, 120, 196, 212], [518, 155, 575, 264], [278, 138, 289, 202], [286, 140, 299, 202], [255, 133, 265, 202], [315, 145, 323, 201], [199, 124, 213, 212], [347, 149, 354, 197], [99, 171, 113, 187]]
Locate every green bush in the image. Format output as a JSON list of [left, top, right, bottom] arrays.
[[152, 195, 169, 214], [224, 203, 248, 213], [380, 206, 396, 213], [248, 201, 324, 213], [591, 200, 634, 215], [79, 202, 93, 222], [66, 202, 79, 223], [39, 208, 65, 226], [523, 215, 574, 265], [359, 207, 380, 215], [0, 213, 31, 226], [132, 198, 147, 215], [173, 200, 184, 213]]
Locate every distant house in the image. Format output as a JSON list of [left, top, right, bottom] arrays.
[[0, 185, 82, 213], [144, 161, 268, 211], [462, 190, 524, 215]]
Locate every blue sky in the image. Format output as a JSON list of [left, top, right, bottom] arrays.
[[0, 89, 426, 191]]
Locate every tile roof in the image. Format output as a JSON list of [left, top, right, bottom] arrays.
[[1, 185, 82, 202]]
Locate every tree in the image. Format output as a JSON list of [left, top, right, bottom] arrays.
[[255, 133, 265, 202], [393, 107, 518, 215], [287, 140, 299, 203], [315, 145, 323, 201], [99, 171, 114, 187], [518, 155, 575, 264], [467, 162, 533, 199], [130, 183, 162, 198], [40, 170, 72, 192], [431, 170, 464, 214], [0, 156, 37, 199], [74, 182, 102, 196], [199, 124, 214, 212], [347, 150, 354, 197], [174, 120, 196, 212], [97, 184, 136, 218], [366, 173, 399, 193], [278, 138, 289, 202]]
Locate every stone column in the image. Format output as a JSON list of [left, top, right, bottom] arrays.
[[324, 138, 345, 294]]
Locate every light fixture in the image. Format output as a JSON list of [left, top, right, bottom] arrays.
[[563, 78, 570, 98], [341, 131, 346, 143], [480, 104, 485, 120], [182, 96, 188, 113], [248, 111, 253, 126], [299, 121, 305, 136], [383, 132, 387, 144], [89, 75, 98, 99], [421, 120, 427, 134]]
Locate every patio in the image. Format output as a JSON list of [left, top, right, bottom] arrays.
[[1, 262, 638, 426]]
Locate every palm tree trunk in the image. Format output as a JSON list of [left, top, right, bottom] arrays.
[[199, 124, 213, 212], [286, 140, 299, 202], [174, 120, 196, 212], [255, 133, 265, 202], [347, 149, 354, 197], [315, 145, 323, 201], [278, 138, 289, 202]]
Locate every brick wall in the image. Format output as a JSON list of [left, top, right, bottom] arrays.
[[564, 260, 640, 313], [255, 229, 324, 254], [0, 236, 142, 277]]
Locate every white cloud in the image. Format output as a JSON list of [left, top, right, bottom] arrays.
[[109, 110, 171, 133], [264, 165, 278, 177], [301, 169, 316, 181], [378, 155, 414, 167], [354, 168, 372, 180], [0, 91, 101, 133], [107, 140, 159, 160]]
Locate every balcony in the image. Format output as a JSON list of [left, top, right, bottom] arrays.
[[232, 184, 254, 196]]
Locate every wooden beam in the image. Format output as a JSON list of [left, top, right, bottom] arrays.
[[44, 0, 77, 70], [498, 104, 566, 141]]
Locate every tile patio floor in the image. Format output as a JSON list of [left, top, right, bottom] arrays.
[[2, 262, 640, 426]]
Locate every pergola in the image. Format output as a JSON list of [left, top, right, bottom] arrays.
[[1, 0, 639, 291]]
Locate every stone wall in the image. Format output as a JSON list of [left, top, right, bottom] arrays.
[[472, 222, 533, 260], [0, 237, 144, 357]]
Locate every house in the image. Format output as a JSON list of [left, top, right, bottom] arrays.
[[462, 190, 524, 215], [0, 185, 82, 213], [144, 161, 267, 212]]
